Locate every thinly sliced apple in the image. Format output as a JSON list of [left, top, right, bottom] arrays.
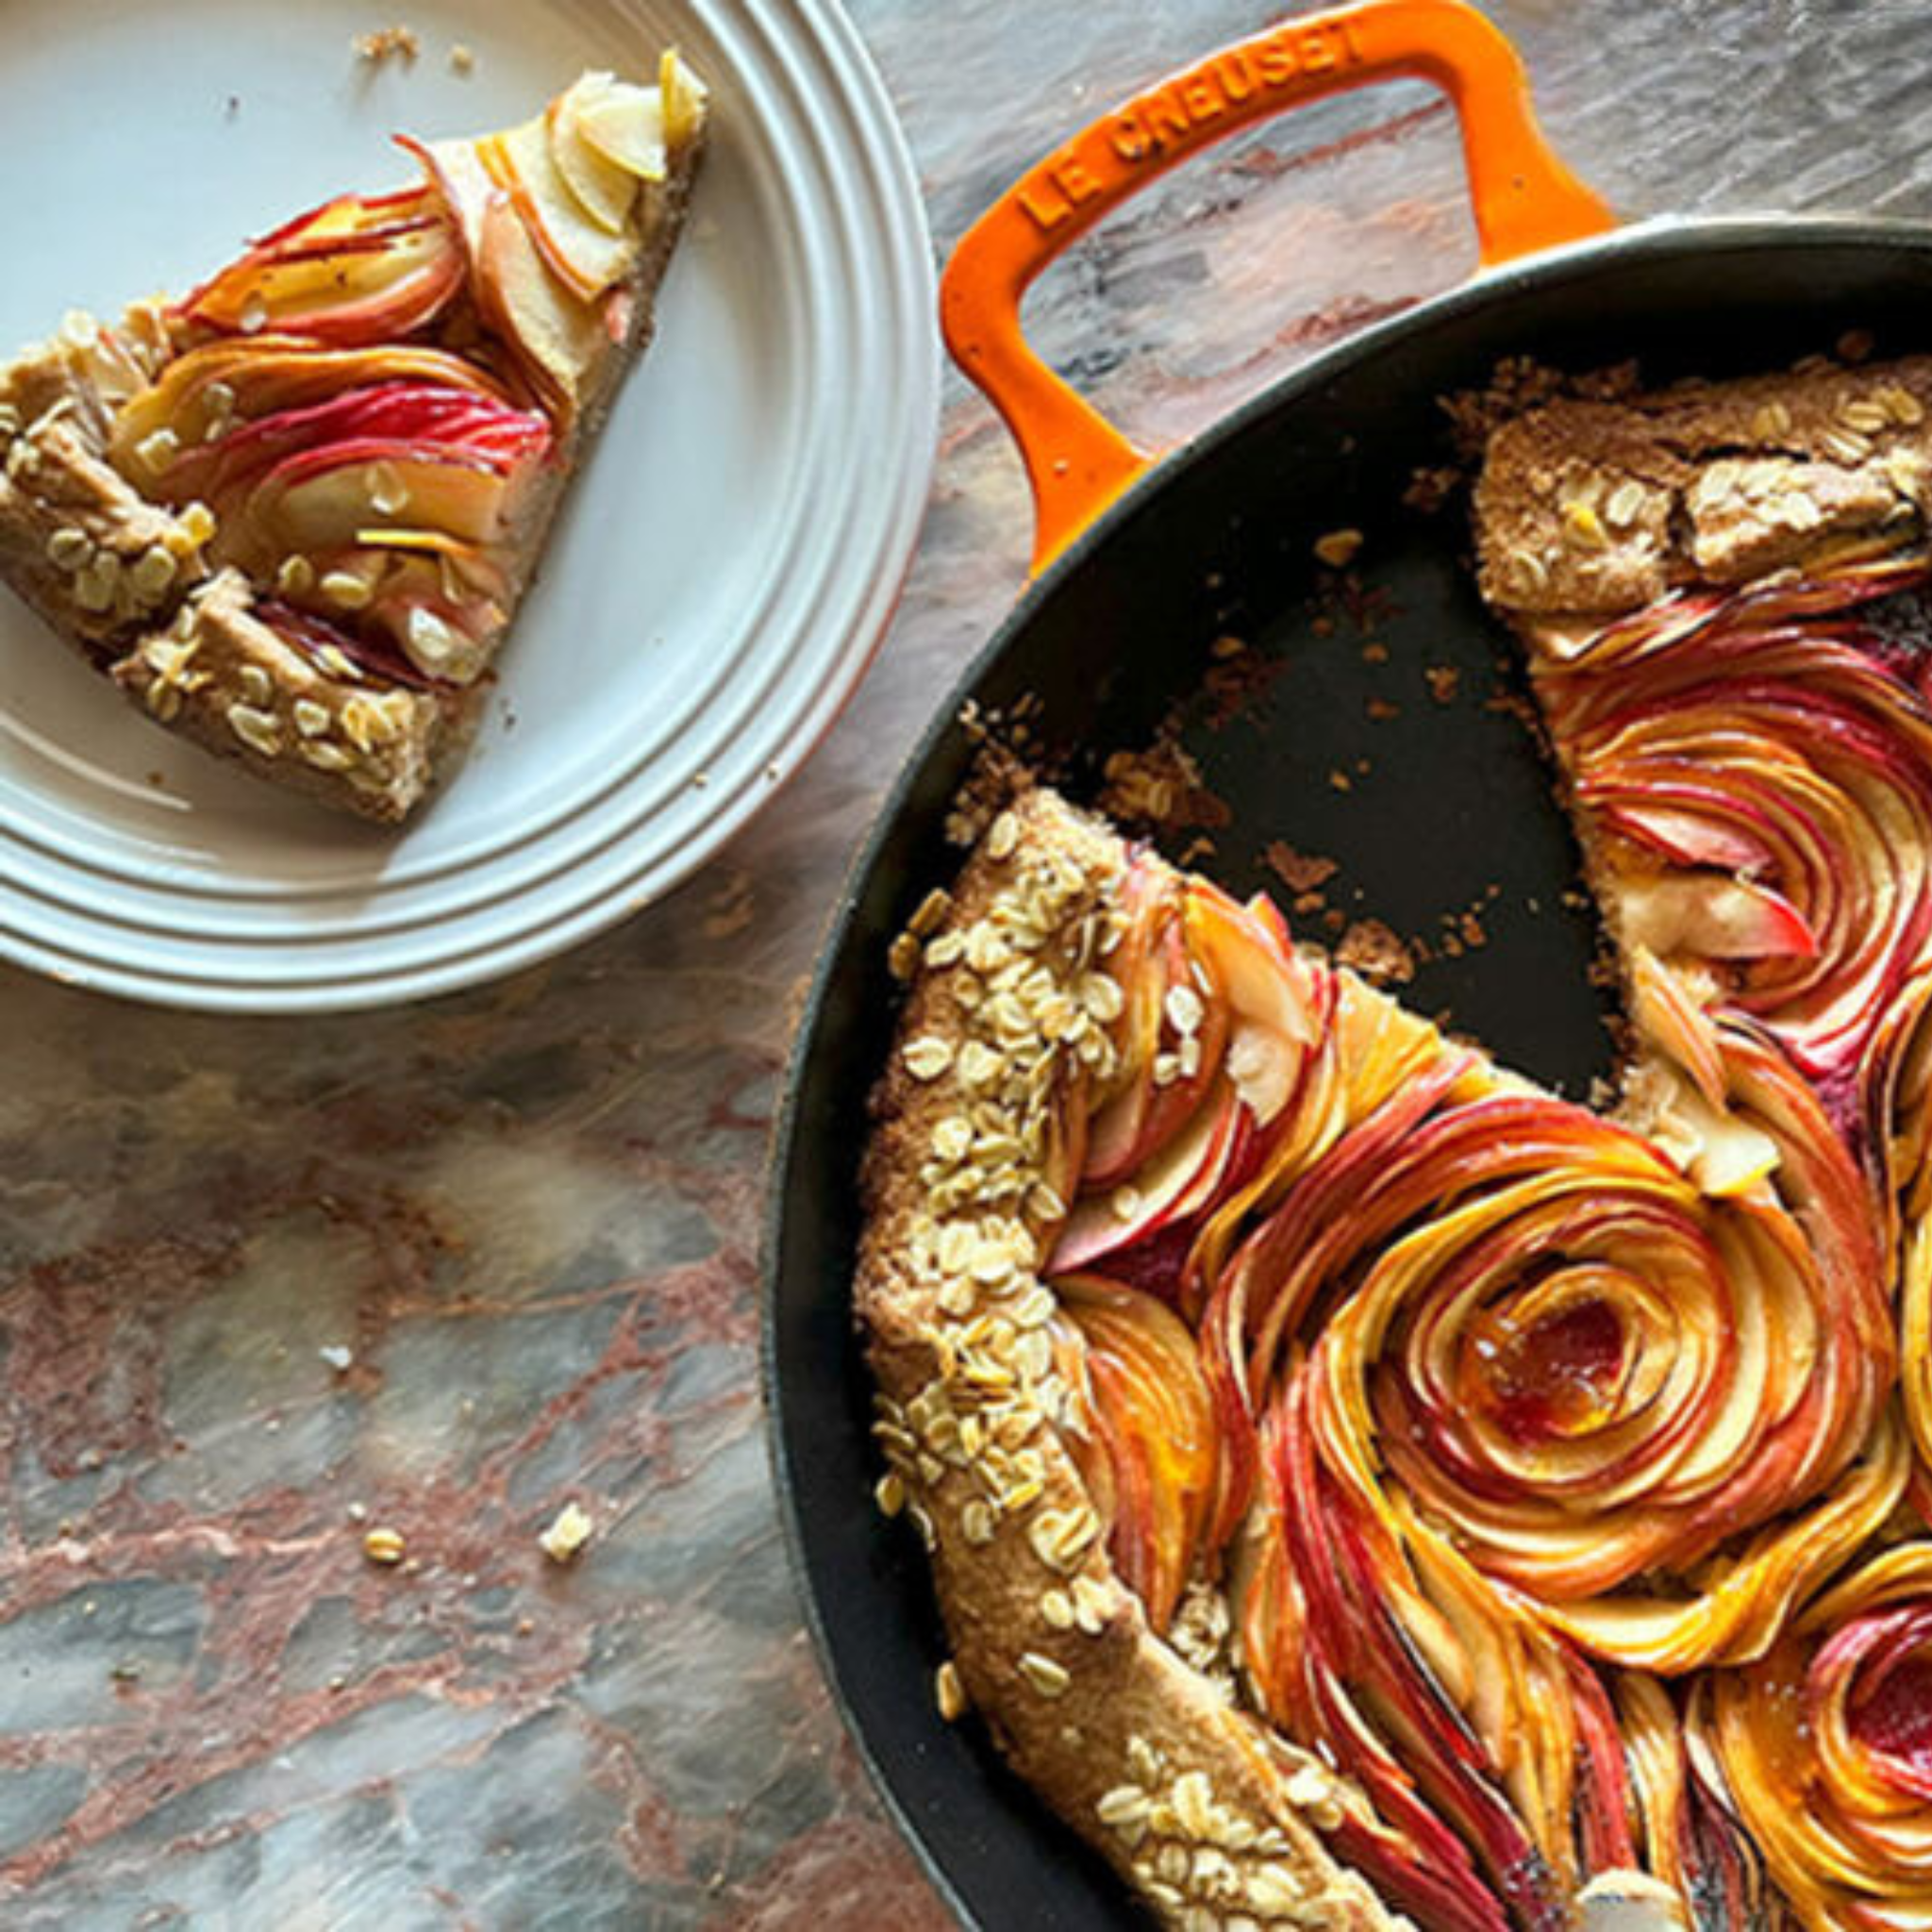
[[160, 382, 548, 515], [1626, 942, 1728, 1110], [259, 594, 438, 690], [660, 49, 708, 151], [252, 445, 526, 555], [112, 340, 510, 475], [1640, 1065, 1782, 1198], [407, 133, 496, 267], [572, 73, 670, 181], [1060, 1274, 1219, 1634], [473, 192, 606, 418], [489, 118, 640, 301], [1620, 874, 1819, 962], [1051, 1078, 1246, 1274], [1604, 800, 1774, 874], [177, 186, 463, 345], [1184, 884, 1320, 1053], [551, 80, 642, 233]]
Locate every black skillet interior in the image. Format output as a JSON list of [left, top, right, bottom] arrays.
[[766, 223, 1932, 1928]]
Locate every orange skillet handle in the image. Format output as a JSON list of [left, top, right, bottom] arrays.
[[941, 0, 1615, 575]]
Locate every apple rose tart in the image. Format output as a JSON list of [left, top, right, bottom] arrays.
[[858, 353, 1932, 1931], [0, 58, 707, 820]]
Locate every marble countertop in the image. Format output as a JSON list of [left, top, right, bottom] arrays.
[[7, 3, 1932, 1926]]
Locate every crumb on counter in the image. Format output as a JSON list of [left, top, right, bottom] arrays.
[[319, 1343, 353, 1373], [354, 25, 420, 64], [449, 42, 475, 75], [539, 1501, 594, 1564], [1314, 527, 1365, 569]]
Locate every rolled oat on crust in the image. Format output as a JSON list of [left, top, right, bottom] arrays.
[[1475, 355, 1932, 616]]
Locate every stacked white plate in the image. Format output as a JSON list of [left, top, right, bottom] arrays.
[[0, 0, 937, 1010]]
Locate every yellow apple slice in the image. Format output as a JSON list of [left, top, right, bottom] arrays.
[[549, 79, 640, 236], [474, 192, 604, 418], [411, 134, 497, 265], [661, 49, 708, 151], [573, 75, 670, 181], [489, 118, 639, 301], [1639, 1063, 1781, 1198]]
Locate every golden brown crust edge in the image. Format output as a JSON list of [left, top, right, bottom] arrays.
[[1474, 354, 1932, 618], [0, 112, 708, 824], [856, 787, 1399, 1932]]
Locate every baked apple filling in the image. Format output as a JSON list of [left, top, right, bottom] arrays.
[[864, 528, 1932, 1931]]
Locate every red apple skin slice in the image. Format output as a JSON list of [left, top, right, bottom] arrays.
[[176, 186, 464, 345], [248, 444, 526, 555], [1059, 1274, 1219, 1634], [162, 382, 548, 508], [1601, 798, 1775, 874], [1049, 1076, 1246, 1275], [112, 340, 513, 475], [404, 134, 493, 269], [1621, 874, 1820, 961]]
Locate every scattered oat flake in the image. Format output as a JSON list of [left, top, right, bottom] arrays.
[[1366, 697, 1400, 723], [1335, 919, 1418, 986], [1264, 841, 1339, 895], [1314, 527, 1365, 569], [1329, 770, 1353, 792], [1360, 641, 1390, 665], [363, 1526, 406, 1565], [353, 25, 419, 62], [449, 42, 475, 73], [1424, 665, 1461, 705], [540, 1502, 594, 1564]]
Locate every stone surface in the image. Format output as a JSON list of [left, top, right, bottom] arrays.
[[6, 2, 1932, 1926]]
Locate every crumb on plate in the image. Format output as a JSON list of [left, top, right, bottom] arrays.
[[354, 25, 420, 64]]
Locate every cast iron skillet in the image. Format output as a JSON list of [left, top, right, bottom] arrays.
[[764, 2, 1932, 1922]]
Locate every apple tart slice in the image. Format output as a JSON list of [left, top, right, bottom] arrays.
[[0, 58, 708, 821]]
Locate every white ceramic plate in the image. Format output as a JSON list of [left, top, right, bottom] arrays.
[[0, 0, 936, 1012]]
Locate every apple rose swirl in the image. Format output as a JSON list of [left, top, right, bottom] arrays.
[[1700, 1541, 1932, 1930], [1222, 1016, 1897, 1672], [1541, 558, 1932, 1100], [1215, 1025, 1897, 1924]]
